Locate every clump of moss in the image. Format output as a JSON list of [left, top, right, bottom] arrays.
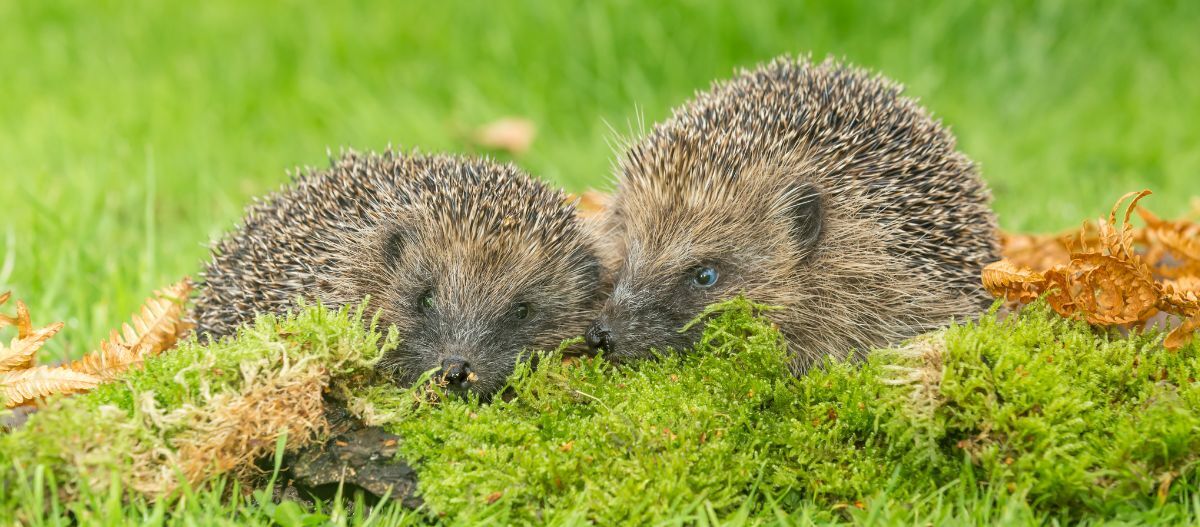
[[360, 299, 1200, 523], [904, 302, 1200, 512], [2, 298, 1199, 524], [0, 301, 397, 500]]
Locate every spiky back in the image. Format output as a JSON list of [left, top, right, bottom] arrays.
[[620, 56, 998, 297], [192, 150, 584, 339]]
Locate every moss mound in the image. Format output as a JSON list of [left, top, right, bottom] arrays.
[[0, 302, 397, 501], [2, 299, 1199, 524], [358, 301, 1200, 523]]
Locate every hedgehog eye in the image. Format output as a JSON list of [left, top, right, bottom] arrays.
[[513, 302, 531, 321], [417, 289, 435, 314], [691, 266, 720, 288]]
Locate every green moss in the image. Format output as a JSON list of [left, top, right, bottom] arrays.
[[4, 298, 1200, 524], [0, 301, 398, 502], [363, 299, 1200, 523]]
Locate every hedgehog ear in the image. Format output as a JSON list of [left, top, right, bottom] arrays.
[[785, 183, 823, 256], [380, 225, 411, 271]]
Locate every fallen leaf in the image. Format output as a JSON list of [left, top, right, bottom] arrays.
[[474, 118, 536, 155], [69, 278, 193, 380], [1, 366, 101, 408], [572, 190, 610, 219], [982, 260, 1045, 303], [0, 320, 64, 373], [987, 190, 1200, 350]]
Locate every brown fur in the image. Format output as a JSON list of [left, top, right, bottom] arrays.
[[193, 150, 604, 397], [590, 56, 999, 372]]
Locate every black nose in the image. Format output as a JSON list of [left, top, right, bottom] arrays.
[[440, 356, 473, 386], [585, 322, 613, 354]]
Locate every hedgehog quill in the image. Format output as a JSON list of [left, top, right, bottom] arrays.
[[192, 151, 605, 397], [586, 56, 999, 372]]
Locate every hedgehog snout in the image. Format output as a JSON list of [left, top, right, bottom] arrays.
[[585, 320, 614, 355], [437, 355, 475, 391]]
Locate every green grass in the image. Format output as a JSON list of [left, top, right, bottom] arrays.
[[4, 300, 1200, 525], [2, 1, 1199, 524], [1, 0, 1199, 359]]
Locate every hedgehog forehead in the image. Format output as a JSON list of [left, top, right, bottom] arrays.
[[414, 197, 581, 257], [619, 96, 786, 199], [403, 162, 580, 251], [409, 232, 588, 317], [613, 183, 777, 273]]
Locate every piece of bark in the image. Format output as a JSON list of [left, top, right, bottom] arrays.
[[280, 402, 422, 508]]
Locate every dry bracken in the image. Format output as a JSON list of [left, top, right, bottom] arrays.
[[1, 366, 100, 407], [0, 279, 191, 408], [69, 279, 193, 381], [983, 191, 1200, 349]]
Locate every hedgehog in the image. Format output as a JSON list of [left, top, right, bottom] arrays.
[[192, 150, 605, 397], [584, 56, 1000, 372]]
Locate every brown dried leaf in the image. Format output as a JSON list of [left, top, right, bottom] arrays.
[[1041, 266, 1075, 316], [981, 260, 1046, 303], [1000, 232, 1074, 272], [1099, 190, 1152, 261], [568, 190, 610, 220], [0, 300, 35, 339], [0, 320, 64, 373], [1165, 314, 1199, 350], [1047, 255, 1160, 325], [67, 333, 141, 382], [1141, 219, 1200, 266], [992, 190, 1200, 345], [69, 278, 193, 381], [1, 366, 101, 408], [0, 292, 13, 331], [473, 117, 536, 155]]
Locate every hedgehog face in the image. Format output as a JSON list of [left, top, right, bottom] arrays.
[[587, 173, 824, 361], [326, 174, 605, 400], [370, 230, 602, 398]]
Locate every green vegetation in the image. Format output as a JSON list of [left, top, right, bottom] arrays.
[[3, 1, 1198, 524], [3, 300, 1199, 524], [1, 0, 1198, 359], [1, 302, 395, 506]]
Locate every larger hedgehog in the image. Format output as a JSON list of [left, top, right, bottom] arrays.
[[585, 57, 999, 371], [193, 151, 604, 397]]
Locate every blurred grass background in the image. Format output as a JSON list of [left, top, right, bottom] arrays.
[[1, 0, 1197, 360]]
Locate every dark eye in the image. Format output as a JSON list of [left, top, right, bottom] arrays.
[[692, 266, 719, 288], [417, 289, 435, 314], [513, 302, 531, 320]]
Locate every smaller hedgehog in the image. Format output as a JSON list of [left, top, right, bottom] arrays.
[[586, 56, 1000, 372], [193, 151, 604, 398]]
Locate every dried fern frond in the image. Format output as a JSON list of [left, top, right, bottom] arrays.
[[1, 366, 101, 408], [0, 279, 193, 406], [987, 191, 1200, 349], [1166, 314, 1200, 350], [0, 298, 34, 338], [67, 333, 143, 382], [0, 319, 64, 373], [981, 260, 1044, 303], [69, 278, 193, 381], [1044, 254, 1159, 326]]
